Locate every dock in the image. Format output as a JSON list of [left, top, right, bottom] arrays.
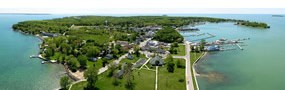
[[235, 44, 243, 50], [30, 55, 39, 58]]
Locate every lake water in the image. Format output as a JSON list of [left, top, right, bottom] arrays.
[[0, 14, 68, 90], [181, 14, 285, 90]]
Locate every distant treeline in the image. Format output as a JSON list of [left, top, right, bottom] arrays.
[[236, 21, 270, 28], [12, 16, 241, 34]]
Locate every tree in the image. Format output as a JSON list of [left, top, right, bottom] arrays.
[[108, 63, 117, 77], [77, 55, 88, 69], [166, 55, 175, 73], [173, 49, 178, 54], [60, 76, 71, 90], [45, 48, 54, 58], [190, 45, 195, 52], [153, 27, 184, 43], [200, 39, 206, 51], [84, 64, 98, 90], [134, 47, 140, 57], [86, 46, 100, 57], [172, 42, 179, 47], [176, 60, 183, 68], [102, 58, 108, 67], [125, 63, 135, 90], [67, 57, 80, 72], [169, 46, 174, 54], [112, 77, 120, 86], [167, 59, 175, 73]]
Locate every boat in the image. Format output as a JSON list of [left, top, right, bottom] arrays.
[[41, 61, 45, 64]]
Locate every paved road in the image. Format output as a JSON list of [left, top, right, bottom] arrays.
[[173, 41, 194, 90]]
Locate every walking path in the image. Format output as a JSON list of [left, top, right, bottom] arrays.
[[172, 41, 194, 90], [155, 66, 158, 90]]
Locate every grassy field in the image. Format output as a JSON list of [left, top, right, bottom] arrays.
[[70, 81, 87, 90], [158, 58, 186, 90], [190, 52, 205, 90], [71, 69, 155, 90], [171, 44, 186, 56]]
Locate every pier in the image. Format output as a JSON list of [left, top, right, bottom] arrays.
[[29, 55, 39, 58], [235, 44, 244, 50]]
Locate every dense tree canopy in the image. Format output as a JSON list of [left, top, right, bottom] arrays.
[[153, 27, 184, 43]]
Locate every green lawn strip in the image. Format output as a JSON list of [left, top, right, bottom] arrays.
[[190, 52, 204, 90], [171, 44, 186, 56], [158, 58, 186, 90]]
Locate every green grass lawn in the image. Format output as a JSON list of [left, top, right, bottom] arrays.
[[71, 69, 155, 90], [171, 44, 186, 56], [87, 59, 103, 70], [190, 52, 205, 90], [158, 58, 186, 90], [96, 69, 155, 90], [70, 81, 87, 90]]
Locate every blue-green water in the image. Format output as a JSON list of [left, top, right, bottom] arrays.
[[181, 14, 285, 90], [0, 14, 68, 90]]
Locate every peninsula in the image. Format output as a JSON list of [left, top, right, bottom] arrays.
[[12, 16, 269, 90]]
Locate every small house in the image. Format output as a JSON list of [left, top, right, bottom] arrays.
[[147, 40, 159, 47], [133, 58, 147, 68], [115, 70, 124, 78], [149, 56, 164, 66], [105, 54, 114, 60], [127, 53, 133, 60], [156, 48, 166, 54], [90, 57, 98, 62]]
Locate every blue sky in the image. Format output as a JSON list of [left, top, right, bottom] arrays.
[[0, 0, 285, 14]]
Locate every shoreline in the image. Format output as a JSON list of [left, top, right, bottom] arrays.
[[191, 51, 207, 90], [14, 29, 82, 83]]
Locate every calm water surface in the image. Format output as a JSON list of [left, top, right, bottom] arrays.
[[181, 14, 285, 90], [0, 14, 68, 90]]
